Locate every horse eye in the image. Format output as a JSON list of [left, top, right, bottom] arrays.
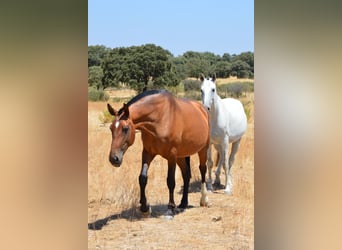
[[212, 88, 215, 92], [122, 126, 129, 134]]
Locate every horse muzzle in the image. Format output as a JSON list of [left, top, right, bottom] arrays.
[[109, 153, 123, 167], [203, 104, 210, 111]]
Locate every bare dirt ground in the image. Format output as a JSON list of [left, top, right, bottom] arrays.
[[88, 92, 254, 249]]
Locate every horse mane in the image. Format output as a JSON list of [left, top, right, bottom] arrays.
[[118, 89, 168, 115]]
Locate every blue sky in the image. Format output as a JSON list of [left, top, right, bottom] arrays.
[[88, 0, 254, 56]]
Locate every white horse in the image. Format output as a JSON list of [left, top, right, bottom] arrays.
[[200, 75, 247, 194]]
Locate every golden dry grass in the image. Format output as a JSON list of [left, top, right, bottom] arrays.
[[187, 76, 254, 85], [215, 77, 254, 86], [88, 92, 254, 249]]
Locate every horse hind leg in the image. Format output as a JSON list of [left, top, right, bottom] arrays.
[[177, 156, 191, 209], [225, 139, 241, 195], [166, 158, 177, 215], [198, 148, 209, 207]]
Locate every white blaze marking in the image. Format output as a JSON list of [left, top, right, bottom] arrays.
[[115, 121, 119, 128]]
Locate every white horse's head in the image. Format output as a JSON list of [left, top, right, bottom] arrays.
[[200, 74, 217, 111]]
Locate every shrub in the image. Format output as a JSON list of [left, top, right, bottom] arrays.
[[99, 110, 113, 124], [227, 83, 244, 98], [217, 82, 254, 98], [182, 79, 201, 92], [88, 87, 110, 101], [184, 91, 201, 100], [165, 83, 184, 95]]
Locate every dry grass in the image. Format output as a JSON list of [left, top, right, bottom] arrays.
[[88, 92, 254, 249], [187, 76, 254, 85], [215, 76, 254, 85]]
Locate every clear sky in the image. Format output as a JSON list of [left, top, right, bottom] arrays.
[[88, 0, 254, 56]]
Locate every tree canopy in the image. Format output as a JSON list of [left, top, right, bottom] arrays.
[[88, 45, 110, 67], [101, 44, 179, 92], [88, 44, 254, 91]]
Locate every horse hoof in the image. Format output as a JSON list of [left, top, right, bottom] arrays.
[[175, 207, 185, 214], [224, 190, 232, 195], [200, 198, 209, 207], [207, 183, 213, 192], [140, 206, 152, 217], [162, 209, 174, 220], [213, 181, 221, 188], [177, 202, 188, 209]]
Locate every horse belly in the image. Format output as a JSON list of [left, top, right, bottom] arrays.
[[176, 138, 207, 157], [177, 123, 209, 157]]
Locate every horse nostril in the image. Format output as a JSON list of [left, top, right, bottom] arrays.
[[109, 154, 120, 165]]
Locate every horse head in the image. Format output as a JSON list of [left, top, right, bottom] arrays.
[[107, 103, 136, 167], [200, 74, 217, 111]]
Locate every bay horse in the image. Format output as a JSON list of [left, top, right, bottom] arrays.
[[200, 75, 247, 194], [107, 90, 210, 216]]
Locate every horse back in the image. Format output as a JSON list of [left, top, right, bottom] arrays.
[[221, 98, 247, 139]]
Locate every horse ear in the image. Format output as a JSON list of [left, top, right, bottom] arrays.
[[107, 103, 118, 116], [121, 103, 130, 119], [212, 73, 216, 83], [200, 74, 205, 82]]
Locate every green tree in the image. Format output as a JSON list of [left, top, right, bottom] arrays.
[[171, 56, 187, 79], [88, 66, 104, 89], [222, 53, 232, 62], [102, 44, 177, 91], [231, 60, 251, 78], [181, 51, 221, 78], [102, 47, 130, 88], [185, 57, 210, 78], [233, 51, 254, 73], [214, 61, 232, 78], [88, 45, 110, 67]]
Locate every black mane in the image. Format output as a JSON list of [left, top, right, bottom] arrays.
[[118, 89, 168, 115]]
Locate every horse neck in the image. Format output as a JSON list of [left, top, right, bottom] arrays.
[[129, 98, 164, 135], [210, 93, 222, 119]]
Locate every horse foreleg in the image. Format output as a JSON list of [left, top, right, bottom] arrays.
[[221, 138, 232, 195], [206, 144, 214, 191], [139, 149, 155, 214], [214, 144, 223, 187], [177, 156, 191, 209]]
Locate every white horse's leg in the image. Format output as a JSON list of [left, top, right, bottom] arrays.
[[206, 143, 214, 191], [222, 137, 232, 195], [225, 138, 241, 194], [214, 144, 223, 187]]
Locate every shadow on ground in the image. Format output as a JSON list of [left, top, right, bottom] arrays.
[[178, 179, 225, 195], [88, 204, 195, 230]]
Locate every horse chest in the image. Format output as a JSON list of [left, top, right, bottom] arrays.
[[211, 131, 224, 142], [210, 122, 226, 134]]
